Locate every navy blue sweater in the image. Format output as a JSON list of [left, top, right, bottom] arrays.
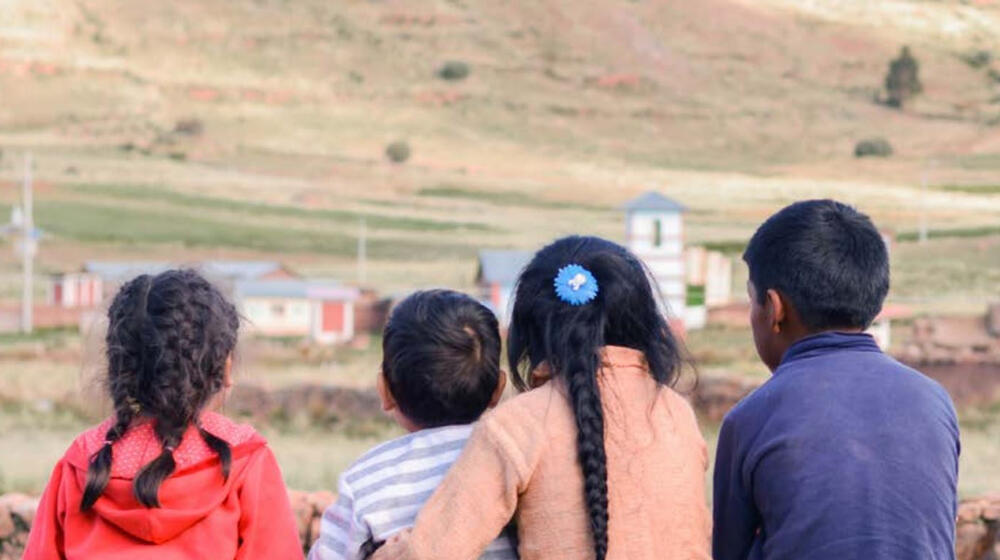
[[713, 332, 960, 560]]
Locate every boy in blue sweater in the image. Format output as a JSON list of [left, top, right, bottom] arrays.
[[713, 200, 960, 560]]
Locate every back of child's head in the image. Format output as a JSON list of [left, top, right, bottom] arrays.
[[743, 199, 889, 331], [381, 289, 501, 429], [81, 269, 240, 512], [507, 235, 685, 560]]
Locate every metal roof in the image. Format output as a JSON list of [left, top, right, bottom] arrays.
[[234, 279, 359, 300], [477, 250, 533, 286], [623, 191, 686, 213]]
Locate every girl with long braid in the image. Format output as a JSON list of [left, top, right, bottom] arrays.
[[24, 269, 302, 559], [373, 236, 711, 560]]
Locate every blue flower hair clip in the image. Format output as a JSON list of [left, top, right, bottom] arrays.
[[554, 264, 599, 306]]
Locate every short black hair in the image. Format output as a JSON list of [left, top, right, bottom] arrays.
[[743, 199, 889, 331], [381, 289, 501, 428]]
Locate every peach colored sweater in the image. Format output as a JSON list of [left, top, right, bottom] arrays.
[[406, 346, 711, 560]]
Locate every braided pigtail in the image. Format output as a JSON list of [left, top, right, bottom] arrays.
[[198, 426, 232, 479], [80, 406, 133, 511], [134, 420, 183, 507], [563, 317, 609, 560]]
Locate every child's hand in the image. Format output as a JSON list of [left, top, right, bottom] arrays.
[[369, 530, 414, 560]]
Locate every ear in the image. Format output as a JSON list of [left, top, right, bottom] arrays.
[[765, 289, 786, 334], [488, 371, 507, 408], [223, 354, 234, 389], [377, 371, 396, 413]]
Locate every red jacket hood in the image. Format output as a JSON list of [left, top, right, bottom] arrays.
[[63, 412, 267, 544]]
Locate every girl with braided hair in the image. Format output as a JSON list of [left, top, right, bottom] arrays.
[[24, 269, 302, 559], [373, 236, 711, 560]]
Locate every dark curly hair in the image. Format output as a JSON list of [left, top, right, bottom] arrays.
[[507, 236, 686, 560], [81, 269, 240, 511]]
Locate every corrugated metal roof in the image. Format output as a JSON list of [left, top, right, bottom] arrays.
[[623, 191, 686, 212], [200, 261, 287, 280], [234, 279, 359, 300], [477, 250, 533, 286]]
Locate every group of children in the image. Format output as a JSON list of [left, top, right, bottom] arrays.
[[22, 199, 960, 560]]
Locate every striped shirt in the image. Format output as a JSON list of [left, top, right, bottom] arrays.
[[308, 424, 518, 560]]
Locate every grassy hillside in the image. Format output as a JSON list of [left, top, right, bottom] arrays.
[[0, 0, 998, 296]]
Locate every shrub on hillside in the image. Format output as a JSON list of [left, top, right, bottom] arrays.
[[385, 141, 411, 163], [961, 50, 993, 69], [884, 46, 922, 108], [173, 118, 204, 136], [438, 60, 470, 81], [854, 138, 893, 158]]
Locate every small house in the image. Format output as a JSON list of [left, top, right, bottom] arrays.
[[234, 280, 360, 344], [476, 250, 533, 325], [53, 260, 359, 345], [49, 272, 103, 309]]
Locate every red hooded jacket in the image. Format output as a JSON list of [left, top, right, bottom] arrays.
[[23, 412, 303, 559]]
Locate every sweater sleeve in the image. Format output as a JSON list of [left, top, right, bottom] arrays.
[[22, 460, 68, 560], [236, 446, 305, 560], [712, 414, 759, 560], [406, 414, 531, 560]]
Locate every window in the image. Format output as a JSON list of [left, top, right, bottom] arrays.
[[653, 219, 663, 247], [271, 303, 286, 317]]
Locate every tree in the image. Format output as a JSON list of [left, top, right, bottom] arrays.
[[885, 46, 922, 108], [385, 141, 411, 163]]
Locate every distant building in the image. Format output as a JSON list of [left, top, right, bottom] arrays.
[[234, 280, 359, 344], [48, 272, 102, 309], [623, 192, 687, 322], [476, 250, 533, 325], [50, 260, 357, 345]]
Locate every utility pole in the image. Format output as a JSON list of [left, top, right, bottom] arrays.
[[919, 159, 937, 245], [357, 217, 367, 286], [20, 153, 36, 334], [919, 162, 929, 244]]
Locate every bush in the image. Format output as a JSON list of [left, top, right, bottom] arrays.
[[961, 50, 993, 69], [438, 60, 470, 81], [854, 138, 893, 158], [385, 141, 411, 163], [884, 46, 922, 108], [173, 118, 204, 136]]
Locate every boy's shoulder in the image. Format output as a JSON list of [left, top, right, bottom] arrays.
[[341, 424, 474, 490]]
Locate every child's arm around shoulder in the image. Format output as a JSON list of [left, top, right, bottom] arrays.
[[389, 399, 541, 560]]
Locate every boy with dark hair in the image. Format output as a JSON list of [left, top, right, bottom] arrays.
[[309, 290, 516, 560], [713, 200, 960, 560]]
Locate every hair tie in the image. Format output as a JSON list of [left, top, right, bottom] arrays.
[[554, 264, 599, 306], [103, 440, 114, 447], [164, 444, 176, 453], [125, 396, 142, 415]]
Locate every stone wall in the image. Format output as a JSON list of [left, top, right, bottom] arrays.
[[3, 491, 996, 558]]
